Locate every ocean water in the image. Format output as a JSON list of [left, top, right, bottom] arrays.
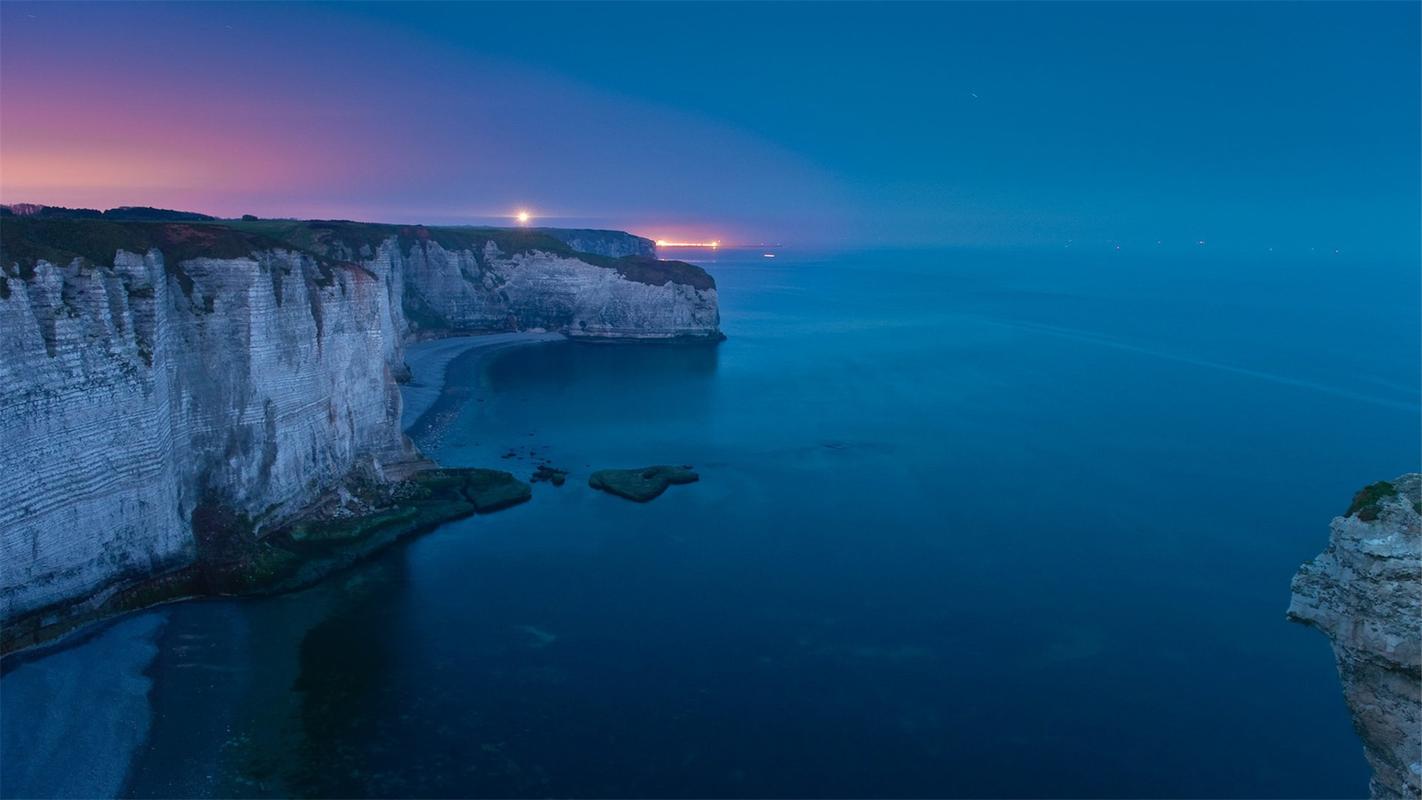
[[4, 247, 1419, 798]]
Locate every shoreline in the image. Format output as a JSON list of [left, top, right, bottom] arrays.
[[401, 332, 565, 433], [0, 334, 563, 660], [0, 335, 566, 800]]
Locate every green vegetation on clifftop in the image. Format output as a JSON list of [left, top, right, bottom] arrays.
[[1, 217, 714, 291], [1346, 481, 1399, 522], [0, 218, 291, 273]]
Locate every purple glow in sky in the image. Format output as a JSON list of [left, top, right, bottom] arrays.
[[2, 2, 1417, 253], [0, 3, 849, 244]]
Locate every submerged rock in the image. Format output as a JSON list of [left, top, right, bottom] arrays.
[[588, 465, 698, 502], [1288, 473, 1421, 799], [531, 465, 568, 486]]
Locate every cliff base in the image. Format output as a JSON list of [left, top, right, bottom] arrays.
[[1, 467, 529, 655]]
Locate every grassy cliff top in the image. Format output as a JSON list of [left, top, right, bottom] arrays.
[[0, 217, 713, 290], [0, 219, 302, 277], [0, 204, 217, 221], [218, 219, 583, 259]]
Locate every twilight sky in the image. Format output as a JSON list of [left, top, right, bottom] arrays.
[[2, 2, 1418, 253]]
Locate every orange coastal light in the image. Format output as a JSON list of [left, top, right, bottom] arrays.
[[654, 239, 720, 248]]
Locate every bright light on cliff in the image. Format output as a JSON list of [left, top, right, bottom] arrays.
[[516, 210, 531, 224]]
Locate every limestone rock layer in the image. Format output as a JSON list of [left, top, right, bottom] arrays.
[[0, 221, 720, 629], [1289, 474, 1422, 799]]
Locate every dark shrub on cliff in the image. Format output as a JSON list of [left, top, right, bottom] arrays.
[[1347, 481, 1398, 521]]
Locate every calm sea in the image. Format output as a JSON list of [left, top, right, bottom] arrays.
[[4, 246, 1418, 798]]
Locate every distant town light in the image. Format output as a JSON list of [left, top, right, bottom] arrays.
[[655, 239, 721, 248]]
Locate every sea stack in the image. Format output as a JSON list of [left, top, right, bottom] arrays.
[[1288, 474, 1422, 799]]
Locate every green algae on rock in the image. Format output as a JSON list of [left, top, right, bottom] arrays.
[[0, 468, 529, 655], [531, 465, 569, 486], [588, 465, 699, 502], [462, 468, 535, 511]]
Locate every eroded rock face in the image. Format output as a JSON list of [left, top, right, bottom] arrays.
[[1289, 474, 1422, 799], [0, 219, 721, 640], [395, 241, 721, 340], [534, 228, 655, 258], [0, 249, 411, 626]]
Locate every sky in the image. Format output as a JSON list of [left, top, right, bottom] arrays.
[[1, 2, 1418, 253]]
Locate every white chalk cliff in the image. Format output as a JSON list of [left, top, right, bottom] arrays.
[[0, 218, 719, 638], [1289, 474, 1421, 799]]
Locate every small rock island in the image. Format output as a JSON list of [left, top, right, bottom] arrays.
[[531, 465, 569, 486], [589, 465, 700, 502]]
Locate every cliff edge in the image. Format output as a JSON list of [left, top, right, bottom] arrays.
[[1289, 475, 1422, 799], [0, 215, 720, 650]]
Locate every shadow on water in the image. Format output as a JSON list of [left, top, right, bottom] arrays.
[[409, 339, 720, 451], [281, 340, 727, 799], [491, 339, 721, 392], [120, 560, 414, 799], [285, 564, 408, 797]]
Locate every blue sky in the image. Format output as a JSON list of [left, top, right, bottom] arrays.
[[3, 2, 1418, 253]]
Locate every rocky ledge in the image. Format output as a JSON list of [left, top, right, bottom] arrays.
[[2, 466, 530, 654], [1288, 474, 1421, 799]]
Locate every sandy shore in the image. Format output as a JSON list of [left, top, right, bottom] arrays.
[[401, 332, 564, 433]]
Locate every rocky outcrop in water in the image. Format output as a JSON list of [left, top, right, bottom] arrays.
[[589, 465, 699, 502], [1289, 474, 1421, 799], [0, 217, 720, 648]]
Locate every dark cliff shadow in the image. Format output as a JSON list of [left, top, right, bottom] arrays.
[[407, 339, 720, 449]]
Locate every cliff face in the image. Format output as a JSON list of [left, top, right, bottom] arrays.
[[214, 220, 720, 341], [1289, 475, 1422, 799], [0, 245, 410, 625], [397, 242, 720, 340], [0, 217, 721, 636], [533, 228, 656, 258]]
